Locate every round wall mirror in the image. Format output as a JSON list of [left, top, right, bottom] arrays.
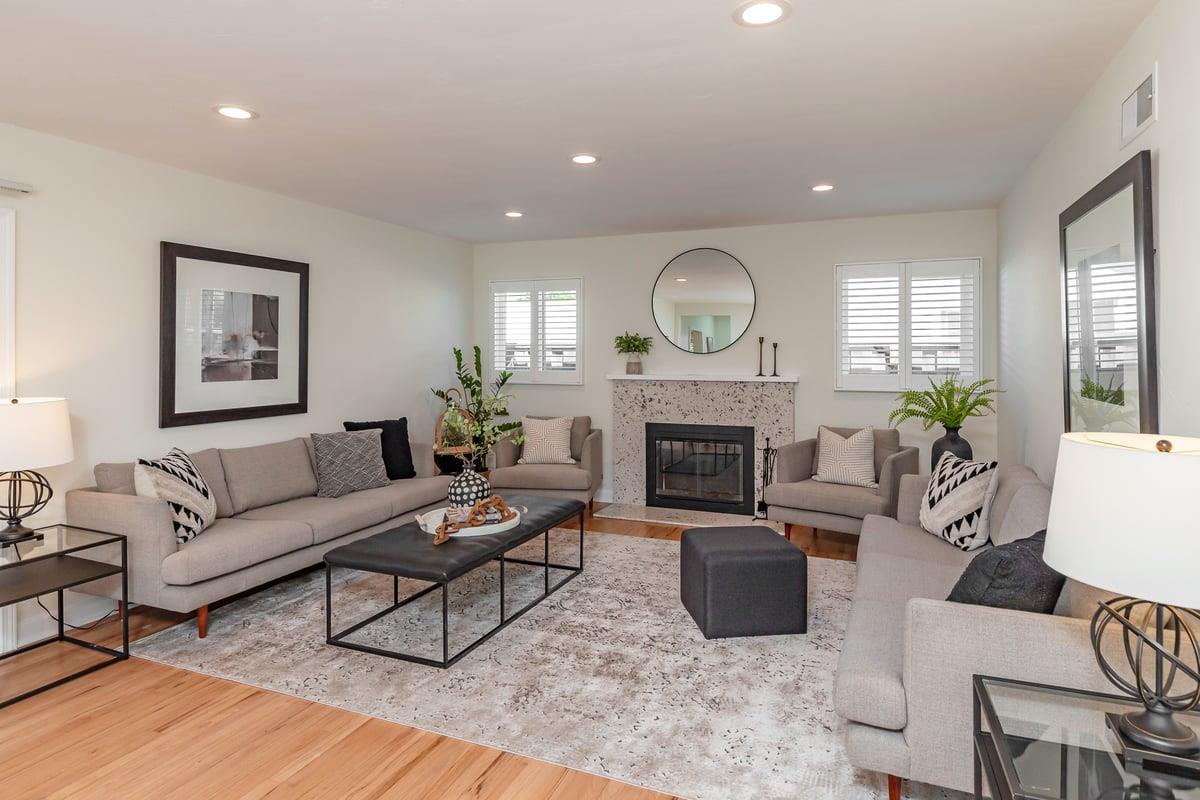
[[651, 248, 755, 354]]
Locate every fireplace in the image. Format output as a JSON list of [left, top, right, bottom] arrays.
[[645, 423, 755, 516]]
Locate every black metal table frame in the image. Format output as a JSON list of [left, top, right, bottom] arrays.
[[0, 528, 129, 709], [970, 674, 1190, 800], [325, 509, 584, 669]]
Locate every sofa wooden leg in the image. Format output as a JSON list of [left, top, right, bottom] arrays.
[[196, 605, 208, 639], [588, 498, 595, 515], [116, 600, 125, 621], [888, 774, 902, 800], [783, 523, 793, 541]]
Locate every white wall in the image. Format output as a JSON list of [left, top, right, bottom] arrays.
[[997, 0, 1200, 479], [0, 122, 472, 641], [474, 209, 998, 499]]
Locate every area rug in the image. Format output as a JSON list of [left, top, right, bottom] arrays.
[[135, 531, 962, 800], [594, 502, 786, 532]]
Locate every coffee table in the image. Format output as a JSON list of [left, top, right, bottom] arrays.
[[324, 494, 585, 668]]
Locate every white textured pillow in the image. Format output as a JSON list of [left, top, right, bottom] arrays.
[[812, 426, 877, 488], [920, 452, 1000, 551], [518, 417, 576, 465], [135, 448, 217, 544]]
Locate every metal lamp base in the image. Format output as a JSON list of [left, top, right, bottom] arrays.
[[0, 522, 38, 546], [1092, 598, 1200, 759]]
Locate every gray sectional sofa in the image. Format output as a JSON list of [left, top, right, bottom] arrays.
[[66, 436, 451, 637], [835, 466, 1117, 794]]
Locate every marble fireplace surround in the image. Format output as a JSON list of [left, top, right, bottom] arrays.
[[608, 374, 797, 507]]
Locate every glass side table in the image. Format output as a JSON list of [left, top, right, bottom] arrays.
[[0, 524, 128, 708], [974, 675, 1200, 800]]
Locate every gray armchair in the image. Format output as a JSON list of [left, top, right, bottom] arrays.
[[488, 415, 603, 510], [763, 426, 919, 539]]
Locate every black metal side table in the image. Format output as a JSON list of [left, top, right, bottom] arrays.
[[974, 674, 1200, 799], [0, 524, 128, 708]]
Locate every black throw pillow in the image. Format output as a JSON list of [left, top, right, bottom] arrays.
[[947, 531, 1066, 614], [343, 417, 415, 480]]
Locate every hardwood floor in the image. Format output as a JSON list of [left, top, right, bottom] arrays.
[[0, 505, 852, 799]]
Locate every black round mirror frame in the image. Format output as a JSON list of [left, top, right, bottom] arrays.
[[649, 247, 757, 355]]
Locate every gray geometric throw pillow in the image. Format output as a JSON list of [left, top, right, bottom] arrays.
[[311, 430, 390, 498]]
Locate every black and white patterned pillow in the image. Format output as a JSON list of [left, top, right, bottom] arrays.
[[311, 430, 390, 498], [812, 426, 877, 488], [920, 452, 1000, 551], [135, 448, 217, 544]]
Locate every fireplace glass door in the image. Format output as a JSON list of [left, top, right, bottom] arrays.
[[645, 423, 755, 515]]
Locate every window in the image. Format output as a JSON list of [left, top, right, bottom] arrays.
[[490, 278, 583, 384], [835, 258, 981, 391]]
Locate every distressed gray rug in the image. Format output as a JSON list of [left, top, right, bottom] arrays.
[[136, 530, 962, 800]]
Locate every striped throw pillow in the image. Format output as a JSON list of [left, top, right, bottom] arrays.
[[518, 417, 576, 465], [135, 448, 217, 544], [812, 426, 878, 488], [920, 452, 1000, 551]]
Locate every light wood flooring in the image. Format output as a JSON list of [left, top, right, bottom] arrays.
[[0, 508, 854, 800]]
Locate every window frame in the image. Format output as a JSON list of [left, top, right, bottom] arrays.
[[834, 257, 983, 392], [489, 276, 584, 386]]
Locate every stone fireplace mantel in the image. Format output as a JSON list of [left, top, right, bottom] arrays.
[[610, 375, 795, 508], [606, 373, 798, 383]]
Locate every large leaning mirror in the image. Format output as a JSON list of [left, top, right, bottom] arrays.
[[652, 248, 755, 354], [1061, 150, 1157, 434]]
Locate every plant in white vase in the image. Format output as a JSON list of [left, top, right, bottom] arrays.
[[614, 331, 653, 375]]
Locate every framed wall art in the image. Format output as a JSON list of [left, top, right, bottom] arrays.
[[160, 242, 309, 428]]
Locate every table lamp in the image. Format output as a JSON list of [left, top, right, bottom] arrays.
[[1045, 432, 1200, 757], [0, 397, 74, 545]]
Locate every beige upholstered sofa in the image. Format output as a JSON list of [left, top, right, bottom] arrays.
[[488, 416, 602, 509], [836, 466, 1116, 796], [764, 426, 919, 538], [65, 436, 451, 637]]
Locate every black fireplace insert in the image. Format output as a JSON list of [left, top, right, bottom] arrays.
[[645, 422, 755, 516]]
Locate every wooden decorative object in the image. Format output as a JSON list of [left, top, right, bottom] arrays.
[[433, 495, 519, 545]]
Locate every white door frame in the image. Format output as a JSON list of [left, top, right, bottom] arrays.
[[0, 207, 17, 650]]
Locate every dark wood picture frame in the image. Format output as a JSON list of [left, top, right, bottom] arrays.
[[160, 242, 309, 428], [1059, 150, 1157, 434]]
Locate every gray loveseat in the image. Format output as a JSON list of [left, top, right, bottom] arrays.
[[835, 466, 1116, 795], [66, 436, 451, 637]]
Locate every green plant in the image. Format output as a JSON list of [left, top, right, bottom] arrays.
[[1079, 373, 1125, 406], [614, 331, 654, 355], [888, 376, 1000, 431], [432, 346, 523, 468]]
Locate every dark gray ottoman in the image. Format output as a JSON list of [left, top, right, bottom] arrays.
[[680, 526, 807, 639]]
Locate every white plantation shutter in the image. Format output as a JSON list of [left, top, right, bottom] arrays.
[[836, 262, 902, 390], [836, 258, 982, 391], [907, 259, 980, 384], [490, 278, 583, 384], [1065, 247, 1138, 381]]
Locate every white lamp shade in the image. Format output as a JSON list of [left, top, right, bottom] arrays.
[[0, 398, 74, 472], [1045, 432, 1200, 609]]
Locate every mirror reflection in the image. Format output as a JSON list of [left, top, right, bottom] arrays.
[[1064, 185, 1141, 432], [652, 249, 755, 354]]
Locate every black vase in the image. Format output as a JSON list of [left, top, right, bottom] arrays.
[[931, 426, 972, 470]]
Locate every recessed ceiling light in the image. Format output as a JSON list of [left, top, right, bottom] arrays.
[[570, 153, 600, 165], [811, 183, 835, 192], [505, 211, 524, 218], [213, 105, 258, 120], [733, 0, 791, 26], [675, 277, 688, 282]]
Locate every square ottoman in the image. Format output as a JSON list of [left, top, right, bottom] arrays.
[[680, 525, 807, 639]]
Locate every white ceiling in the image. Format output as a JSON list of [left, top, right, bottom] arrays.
[[1, 0, 1156, 243]]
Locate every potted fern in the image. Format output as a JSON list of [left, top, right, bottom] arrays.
[[614, 331, 653, 375], [889, 376, 999, 469]]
